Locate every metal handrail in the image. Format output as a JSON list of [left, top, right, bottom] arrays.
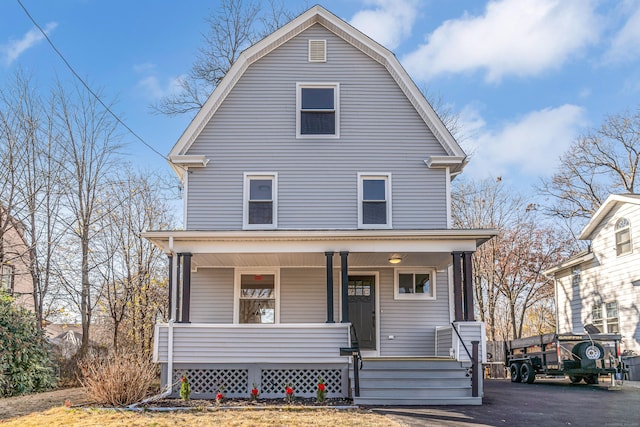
[[451, 322, 474, 364]]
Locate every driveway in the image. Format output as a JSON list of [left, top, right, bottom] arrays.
[[371, 379, 640, 427]]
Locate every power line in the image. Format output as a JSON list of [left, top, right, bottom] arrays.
[[15, 0, 185, 171]]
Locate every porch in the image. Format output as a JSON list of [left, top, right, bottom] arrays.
[[153, 321, 484, 402]]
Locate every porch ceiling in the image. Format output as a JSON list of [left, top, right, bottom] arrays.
[[190, 251, 453, 270]]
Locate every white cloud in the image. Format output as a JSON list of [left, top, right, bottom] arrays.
[[1, 22, 57, 66], [461, 104, 587, 180], [402, 0, 600, 82], [350, 0, 420, 49], [137, 73, 185, 100], [606, 2, 640, 62]]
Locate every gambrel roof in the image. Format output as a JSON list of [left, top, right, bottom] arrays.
[[168, 5, 466, 179], [579, 194, 640, 240]]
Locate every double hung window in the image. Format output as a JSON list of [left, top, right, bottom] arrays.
[[591, 301, 619, 333], [297, 83, 339, 137], [615, 217, 631, 256], [243, 174, 277, 229], [358, 174, 391, 228]]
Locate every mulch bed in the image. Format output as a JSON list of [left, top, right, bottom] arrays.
[[144, 397, 355, 409]]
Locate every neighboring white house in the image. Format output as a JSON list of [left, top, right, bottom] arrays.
[[545, 194, 640, 355], [144, 5, 495, 405]]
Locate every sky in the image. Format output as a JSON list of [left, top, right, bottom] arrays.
[[2, 0, 640, 193]]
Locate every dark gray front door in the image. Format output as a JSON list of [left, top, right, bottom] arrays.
[[348, 275, 376, 350]]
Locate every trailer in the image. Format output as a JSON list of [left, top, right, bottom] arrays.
[[506, 332, 624, 384]]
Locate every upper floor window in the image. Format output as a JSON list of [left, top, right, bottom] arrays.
[[0, 264, 14, 293], [394, 268, 436, 300], [296, 83, 339, 138], [358, 173, 392, 229], [243, 174, 277, 229], [615, 217, 631, 256]]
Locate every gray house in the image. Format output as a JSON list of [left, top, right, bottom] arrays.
[[546, 194, 640, 356], [145, 5, 494, 405]]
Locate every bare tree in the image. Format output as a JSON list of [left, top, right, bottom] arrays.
[[453, 177, 574, 340], [93, 170, 173, 354], [539, 108, 640, 226], [0, 71, 67, 327], [54, 80, 121, 356], [153, 0, 297, 116]]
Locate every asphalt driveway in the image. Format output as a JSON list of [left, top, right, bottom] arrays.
[[371, 378, 640, 427]]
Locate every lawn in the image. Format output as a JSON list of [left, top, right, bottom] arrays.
[[0, 388, 404, 426]]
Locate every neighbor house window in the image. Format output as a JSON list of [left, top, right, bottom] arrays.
[[235, 272, 278, 324], [358, 174, 391, 228], [243, 174, 277, 229], [591, 301, 619, 333], [615, 217, 631, 256], [0, 264, 14, 293], [605, 301, 619, 333], [297, 83, 339, 137], [394, 268, 436, 300]]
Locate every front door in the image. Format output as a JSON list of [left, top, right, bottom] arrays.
[[348, 275, 376, 350]]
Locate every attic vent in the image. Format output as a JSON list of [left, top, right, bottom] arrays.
[[308, 40, 326, 62]]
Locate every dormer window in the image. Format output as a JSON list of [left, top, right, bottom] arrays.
[[243, 173, 277, 229], [615, 217, 631, 256], [296, 83, 339, 138]]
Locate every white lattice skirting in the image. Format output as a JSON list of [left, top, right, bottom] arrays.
[[169, 364, 348, 398]]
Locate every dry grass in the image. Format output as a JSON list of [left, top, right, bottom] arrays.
[[0, 406, 404, 426]]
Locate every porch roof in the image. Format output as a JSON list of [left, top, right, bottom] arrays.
[[143, 229, 496, 269]]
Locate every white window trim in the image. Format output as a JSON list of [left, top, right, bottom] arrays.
[[233, 268, 280, 324], [394, 267, 437, 300], [243, 173, 278, 230], [357, 173, 392, 229], [296, 82, 340, 139]]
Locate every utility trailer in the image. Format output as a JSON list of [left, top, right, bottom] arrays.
[[506, 332, 624, 385]]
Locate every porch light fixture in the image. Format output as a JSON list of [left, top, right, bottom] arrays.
[[388, 255, 402, 264]]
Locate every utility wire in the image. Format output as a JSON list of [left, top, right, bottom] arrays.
[[16, 0, 185, 171]]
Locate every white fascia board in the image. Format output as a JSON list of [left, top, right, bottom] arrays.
[[543, 251, 594, 276], [579, 194, 640, 240], [142, 229, 497, 254], [167, 5, 467, 176]]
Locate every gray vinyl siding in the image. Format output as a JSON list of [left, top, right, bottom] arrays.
[[185, 24, 448, 230], [280, 268, 326, 323], [155, 324, 350, 363], [364, 268, 450, 357], [189, 268, 234, 323]]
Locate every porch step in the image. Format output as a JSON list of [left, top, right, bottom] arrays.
[[354, 396, 482, 406], [351, 358, 479, 405]]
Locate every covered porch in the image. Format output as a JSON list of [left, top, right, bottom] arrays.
[[145, 229, 494, 400]]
